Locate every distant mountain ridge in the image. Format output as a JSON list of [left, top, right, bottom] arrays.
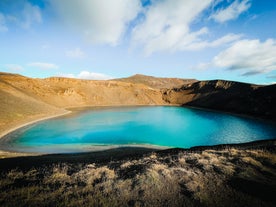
[[0, 72, 275, 137], [113, 74, 197, 89]]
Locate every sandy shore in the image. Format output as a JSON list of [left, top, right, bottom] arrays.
[[0, 104, 172, 140], [0, 110, 72, 139], [0, 105, 171, 158], [0, 110, 72, 158]]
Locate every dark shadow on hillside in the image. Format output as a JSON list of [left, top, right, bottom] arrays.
[[183, 81, 276, 121], [0, 147, 158, 171], [0, 139, 275, 171]]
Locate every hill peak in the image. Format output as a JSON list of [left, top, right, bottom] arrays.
[[114, 74, 197, 89]]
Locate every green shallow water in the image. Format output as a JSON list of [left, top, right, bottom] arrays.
[[1, 106, 276, 153]]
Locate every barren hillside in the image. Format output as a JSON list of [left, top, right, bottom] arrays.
[[0, 72, 166, 136], [114, 74, 197, 89], [1, 72, 275, 137]]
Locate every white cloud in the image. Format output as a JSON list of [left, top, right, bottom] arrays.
[[28, 62, 59, 69], [50, 0, 141, 45], [0, 2, 42, 30], [5, 64, 24, 71], [47, 0, 248, 55], [66, 48, 86, 58], [183, 33, 242, 51], [131, 0, 240, 55], [210, 0, 251, 23], [58, 73, 75, 78], [0, 13, 8, 32], [60, 71, 113, 80], [78, 71, 113, 80], [20, 2, 42, 29], [196, 38, 276, 75], [132, 0, 211, 55]]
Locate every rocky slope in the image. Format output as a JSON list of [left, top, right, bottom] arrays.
[[0, 72, 275, 137], [0, 72, 166, 136], [162, 80, 276, 121]]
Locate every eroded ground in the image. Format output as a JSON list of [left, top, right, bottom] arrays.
[[0, 141, 275, 207]]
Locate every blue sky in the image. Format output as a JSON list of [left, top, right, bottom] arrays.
[[0, 0, 275, 84]]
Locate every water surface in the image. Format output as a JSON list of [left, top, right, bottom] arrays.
[[1, 106, 276, 153]]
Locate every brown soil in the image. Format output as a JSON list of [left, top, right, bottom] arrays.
[[0, 72, 167, 140], [114, 74, 197, 89]]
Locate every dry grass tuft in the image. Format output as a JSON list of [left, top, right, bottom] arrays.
[[0, 145, 275, 207]]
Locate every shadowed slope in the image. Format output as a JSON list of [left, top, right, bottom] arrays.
[[163, 80, 276, 121]]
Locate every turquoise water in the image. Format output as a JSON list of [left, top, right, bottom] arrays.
[[1, 106, 276, 153]]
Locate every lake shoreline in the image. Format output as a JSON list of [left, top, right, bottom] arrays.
[[0, 110, 71, 158], [0, 104, 172, 158], [0, 104, 275, 158], [0, 104, 175, 139], [0, 138, 275, 169]]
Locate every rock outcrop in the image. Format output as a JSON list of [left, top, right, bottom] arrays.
[[163, 80, 276, 121]]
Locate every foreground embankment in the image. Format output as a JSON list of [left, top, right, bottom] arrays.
[[0, 139, 275, 207]]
